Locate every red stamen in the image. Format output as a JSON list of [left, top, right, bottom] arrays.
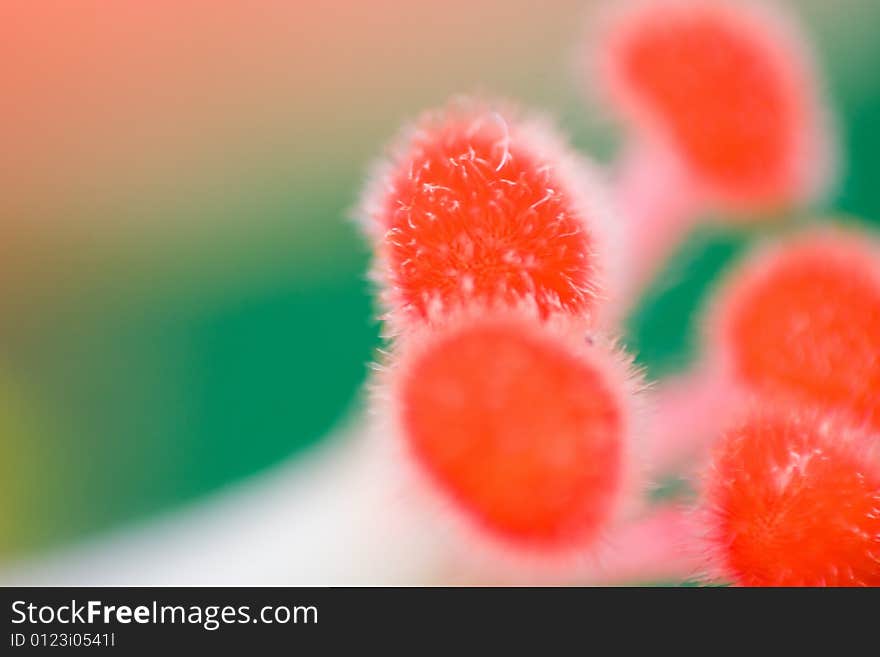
[[702, 407, 880, 586], [394, 315, 632, 551], [713, 230, 880, 430], [362, 99, 615, 327], [596, 0, 829, 210]]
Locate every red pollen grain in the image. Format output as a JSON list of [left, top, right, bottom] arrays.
[[600, 0, 818, 208], [703, 409, 880, 586], [397, 318, 625, 550], [373, 103, 602, 323], [715, 232, 880, 431]]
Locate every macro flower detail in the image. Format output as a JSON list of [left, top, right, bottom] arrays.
[[646, 228, 880, 474], [391, 313, 635, 552], [6, 0, 880, 597], [701, 408, 880, 586], [711, 230, 880, 430], [360, 100, 617, 328], [595, 0, 830, 210], [587, 0, 836, 295]]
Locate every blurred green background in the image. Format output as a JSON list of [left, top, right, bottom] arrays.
[[1, 0, 878, 561]]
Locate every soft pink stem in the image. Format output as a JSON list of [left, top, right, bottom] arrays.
[[587, 506, 703, 584], [615, 142, 703, 301], [644, 366, 741, 475]]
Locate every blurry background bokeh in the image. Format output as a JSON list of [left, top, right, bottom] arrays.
[[1, 0, 878, 567]]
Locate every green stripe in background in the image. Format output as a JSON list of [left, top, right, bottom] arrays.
[[0, 184, 378, 558]]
